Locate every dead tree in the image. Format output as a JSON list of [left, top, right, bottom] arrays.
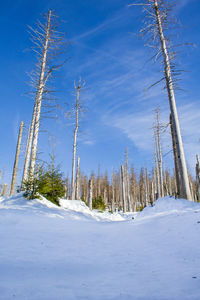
[[124, 149, 132, 211], [2, 184, 8, 196], [196, 155, 200, 200], [21, 125, 31, 185], [111, 170, 115, 212], [10, 121, 24, 195], [121, 165, 126, 212], [88, 179, 93, 210], [27, 10, 64, 180], [71, 79, 85, 200], [169, 114, 181, 197], [131, 0, 192, 200], [153, 108, 164, 198], [75, 156, 80, 200], [144, 168, 150, 206]]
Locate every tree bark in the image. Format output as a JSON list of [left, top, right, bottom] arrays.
[[88, 179, 93, 210], [10, 121, 24, 195], [75, 157, 80, 200], [29, 10, 52, 179], [71, 81, 82, 200], [121, 165, 126, 213], [153, 0, 191, 200]]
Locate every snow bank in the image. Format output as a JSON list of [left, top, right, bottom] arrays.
[[59, 199, 90, 212], [0, 194, 126, 222], [137, 196, 200, 220], [59, 198, 126, 221], [1, 194, 200, 299]]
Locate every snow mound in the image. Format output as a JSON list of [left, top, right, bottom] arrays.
[[59, 199, 89, 213], [1, 194, 200, 299], [59, 199, 126, 221], [0, 194, 126, 222], [138, 196, 200, 220]]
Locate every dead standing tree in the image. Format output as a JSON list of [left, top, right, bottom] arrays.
[[71, 79, 86, 200], [153, 108, 164, 198], [131, 0, 191, 200], [75, 156, 80, 200], [23, 10, 64, 182], [10, 121, 24, 195], [195, 155, 200, 200]]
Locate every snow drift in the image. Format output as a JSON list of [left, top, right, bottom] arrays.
[[0, 194, 200, 300]]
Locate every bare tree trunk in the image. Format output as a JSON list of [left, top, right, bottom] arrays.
[[29, 10, 52, 179], [154, 144, 160, 199], [170, 114, 180, 197], [88, 179, 93, 210], [21, 107, 38, 186], [144, 168, 150, 206], [2, 184, 7, 196], [151, 179, 155, 203], [75, 156, 80, 200], [21, 125, 32, 186], [111, 170, 115, 212], [71, 79, 84, 200], [153, 0, 191, 200], [124, 150, 132, 212], [10, 121, 24, 196], [121, 165, 126, 213], [154, 108, 164, 198], [196, 155, 200, 200]]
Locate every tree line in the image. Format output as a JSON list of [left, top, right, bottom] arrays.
[[1, 1, 200, 209]]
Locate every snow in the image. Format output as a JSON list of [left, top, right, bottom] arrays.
[[59, 199, 126, 221], [0, 194, 200, 300]]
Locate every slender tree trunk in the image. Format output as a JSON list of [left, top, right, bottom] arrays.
[[29, 10, 52, 179], [153, 0, 191, 200], [121, 165, 126, 213], [2, 184, 7, 196], [88, 179, 93, 210], [71, 82, 81, 200], [156, 118, 164, 197], [154, 109, 164, 198], [154, 143, 160, 199], [170, 114, 180, 197], [21, 124, 32, 186], [196, 155, 200, 200], [10, 121, 24, 196], [75, 156, 80, 200], [111, 170, 115, 212], [144, 168, 149, 206], [151, 179, 155, 203]]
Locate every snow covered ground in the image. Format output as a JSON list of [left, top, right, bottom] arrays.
[[0, 194, 200, 300]]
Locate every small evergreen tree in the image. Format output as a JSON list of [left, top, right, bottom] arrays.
[[92, 195, 106, 210], [23, 155, 65, 205], [23, 176, 39, 200]]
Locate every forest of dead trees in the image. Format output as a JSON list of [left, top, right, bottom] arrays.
[[1, 1, 200, 211]]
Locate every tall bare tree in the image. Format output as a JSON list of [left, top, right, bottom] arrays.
[[195, 155, 200, 200], [131, 0, 192, 200], [25, 10, 64, 181], [88, 178, 93, 210], [71, 79, 85, 199], [75, 156, 80, 200], [153, 108, 164, 198], [121, 165, 127, 212], [10, 121, 24, 195]]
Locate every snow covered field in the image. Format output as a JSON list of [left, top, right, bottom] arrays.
[[0, 194, 200, 300]]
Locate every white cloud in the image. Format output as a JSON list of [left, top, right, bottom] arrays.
[[104, 102, 200, 173]]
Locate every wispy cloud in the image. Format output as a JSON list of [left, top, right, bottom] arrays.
[[59, 1, 200, 174], [72, 6, 132, 42], [103, 101, 200, 172]]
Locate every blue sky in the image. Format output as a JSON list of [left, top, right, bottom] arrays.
[[0, 0, 200, 186]]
